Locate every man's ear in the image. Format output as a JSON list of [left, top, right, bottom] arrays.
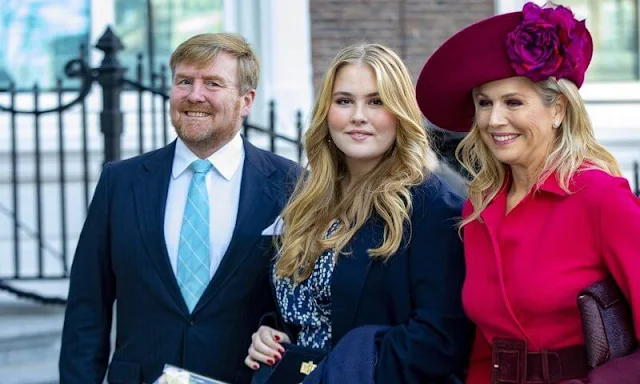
[[240, 89, 256, 118]]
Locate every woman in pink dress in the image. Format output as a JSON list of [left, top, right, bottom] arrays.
[[416, 2, 640, 383]]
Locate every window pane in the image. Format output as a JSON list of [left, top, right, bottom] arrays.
[[114, 0, 224, 86], [562, 0, 639, 81], [0, 0, 90, 88]]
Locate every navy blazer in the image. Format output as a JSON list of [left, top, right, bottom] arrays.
[[60, 139, 299, 384], [272, 174, 473, 383]]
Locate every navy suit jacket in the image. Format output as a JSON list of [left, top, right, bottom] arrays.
[[60, 138, 299, 384], [272, 175, 473, 383]]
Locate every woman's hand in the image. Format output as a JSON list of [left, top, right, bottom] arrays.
[[244, 325, 291, 370]]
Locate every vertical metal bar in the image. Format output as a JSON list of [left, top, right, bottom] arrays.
[[137, 53, 145, 154], [151, 74, 158, 149], [80, 44, 90, 211], [296, 110, 303, 163], [269, 100, 276, 153], [161, 65, 168, 145], [57, 78, 68, 275], [33, 83, 44, 278], [634, 160, 639, 196], [10, 82, 19, 278]]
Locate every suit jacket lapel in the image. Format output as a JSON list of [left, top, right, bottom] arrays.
[[331, 218, 381, 346], [133, 141, 188, 313], [194, 140, 279, 313]]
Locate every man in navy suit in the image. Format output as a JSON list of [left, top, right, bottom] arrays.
[[59, 33, 299, 384]]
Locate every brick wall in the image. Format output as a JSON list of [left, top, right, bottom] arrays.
[[310, 0, 494, 92]]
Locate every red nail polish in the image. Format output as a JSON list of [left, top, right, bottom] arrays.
[[253, 363, 259, 370], [274, 353, 281, 361], [267, 359, 274, 365], [274, 335, 280, 341], [278, 347, 285, 354]]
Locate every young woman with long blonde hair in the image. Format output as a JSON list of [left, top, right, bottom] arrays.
[[244, 42, 472, 383]]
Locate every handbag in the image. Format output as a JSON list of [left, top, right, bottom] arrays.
[[577, 275, 637, 369], [250, 342, 327, 384]]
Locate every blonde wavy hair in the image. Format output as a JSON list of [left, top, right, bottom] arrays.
[[275, 43, 434, 282], [457, 77, 622, 227]]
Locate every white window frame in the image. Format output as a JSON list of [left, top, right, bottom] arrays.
[[91, 0, 312, 141], [224, 0, 313, 137]]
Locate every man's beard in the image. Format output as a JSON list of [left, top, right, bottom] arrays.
[[171, 101, 242, 154]]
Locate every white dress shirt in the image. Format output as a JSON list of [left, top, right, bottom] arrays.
[[164, 133, 245, 279]]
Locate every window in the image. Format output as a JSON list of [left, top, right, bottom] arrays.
[[561, 0, 639, 81], [0, 0, 90, 89], [114, 0, 224, 86]]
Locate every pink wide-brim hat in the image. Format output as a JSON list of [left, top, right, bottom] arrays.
[[416, 8, 593, 133]]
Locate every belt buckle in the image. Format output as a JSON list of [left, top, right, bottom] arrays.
[[492, 338, 527, 384]]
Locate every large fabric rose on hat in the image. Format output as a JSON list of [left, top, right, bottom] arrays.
[[506, 2, 589, 82]]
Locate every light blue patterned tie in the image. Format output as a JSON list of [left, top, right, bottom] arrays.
[[177, 159, 213, 313]]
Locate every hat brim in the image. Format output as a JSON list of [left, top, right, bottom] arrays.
[[416, 11, 593, 133]]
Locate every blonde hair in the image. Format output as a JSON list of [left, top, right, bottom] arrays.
[[457, 77, 622, 227], [275, 43, 433, 282], [169, 33, 259, 94]]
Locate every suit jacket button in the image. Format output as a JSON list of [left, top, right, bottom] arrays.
[[188, 318, 195, 326]]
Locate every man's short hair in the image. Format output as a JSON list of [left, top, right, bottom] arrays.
[[170, 33, 259, 94]]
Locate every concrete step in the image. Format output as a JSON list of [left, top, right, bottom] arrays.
[[0, 284, 66, 384], [0, 350, 59, 384]]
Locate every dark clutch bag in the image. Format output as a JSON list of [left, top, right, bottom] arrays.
[[577, 275, 637, 369], [250, 342, 326, 384]]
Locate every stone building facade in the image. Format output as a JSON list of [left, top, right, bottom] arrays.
[[310, 0, 495, 90]]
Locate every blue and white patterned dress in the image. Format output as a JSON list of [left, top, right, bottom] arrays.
[[273, 220, 340, 351]]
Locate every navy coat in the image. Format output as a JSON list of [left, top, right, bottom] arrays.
[[272, 174, 473, 383]]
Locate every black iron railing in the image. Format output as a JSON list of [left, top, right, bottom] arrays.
[[0, 27, 638, 305], [0, 27, 304, 296]]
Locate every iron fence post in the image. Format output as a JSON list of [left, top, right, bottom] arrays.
[[95, 27, 127, 163]]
